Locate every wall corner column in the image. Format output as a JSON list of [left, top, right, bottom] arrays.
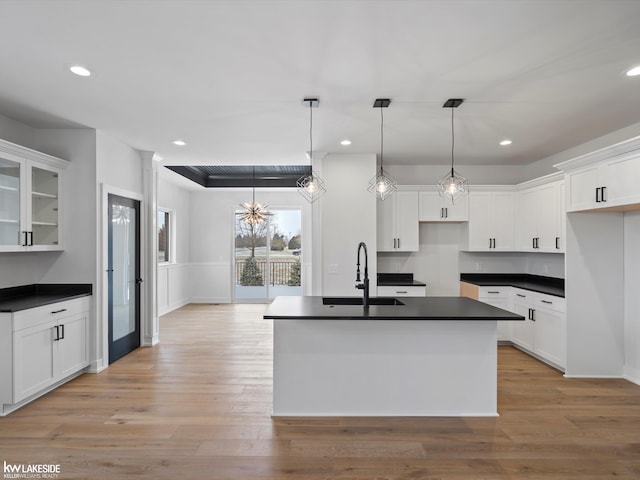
[[141, 151, 159, 346]]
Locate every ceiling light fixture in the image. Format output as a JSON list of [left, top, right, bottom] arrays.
[[499, 139, 512, 146], [340, 139, 352, 146], [238, 166, 272, 225], [626, 65, 640, 77], [297, 98, 326, 203], [437, 98, 468, 204], [69, 65, 92, 77], [172, 140, 187, 146], [368, 98, 397, 200]]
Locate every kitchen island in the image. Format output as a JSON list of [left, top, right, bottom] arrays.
[[264, 296, 523, 417]]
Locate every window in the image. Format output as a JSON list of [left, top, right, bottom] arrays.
[[157, 209, 171, 263]]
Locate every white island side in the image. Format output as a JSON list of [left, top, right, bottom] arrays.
[[265, 296, 524, 417]]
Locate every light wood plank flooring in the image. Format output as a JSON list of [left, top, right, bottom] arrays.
[[1, 303, 639, 479]]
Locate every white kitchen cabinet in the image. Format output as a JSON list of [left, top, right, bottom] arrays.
[[377, 191, 419, 252], [0, 139, 68, 252], [557, 136, 640, 213], [1, 296, 90, 415], [464, 190, 515, 251], [377, 285, 426, 297], [418, 190, 468, 222], [509, 288, 565, 370], [517, 179, 565, 253], [532, 295, 566, 368], [510, 289, 535, 351], [477, 286, 511, 341]]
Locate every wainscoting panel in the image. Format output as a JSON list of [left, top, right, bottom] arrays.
[[188, 262, 231, 304]]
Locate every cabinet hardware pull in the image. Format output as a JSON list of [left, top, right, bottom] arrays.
[[595, 187, 600, 203], [60, 324, 65, 340], [531, 309, 535, 321], [489, 238, 492, 249], [445, 208, 448, 218], [393, 238, 396, 249], [488, 291, 500, 294], [22, 231, 28, 247], [53, 325, 60, 341], [51, 309, 67, 314], [556, 237, 560, 249], [601, 186, 606, 202], [441, 208, 444, 218], [541, 300, 552, 304], [28, 231, 33, 246], [397, 238, 400, 249], [517, 294, 526, 298], [396, 291, 407, 294]]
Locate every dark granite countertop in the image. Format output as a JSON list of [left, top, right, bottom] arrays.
[[264, 296, 524, 321], [0, 284, 93, 312], [460, 274, 565, 298], [377, 273, 426, 287]]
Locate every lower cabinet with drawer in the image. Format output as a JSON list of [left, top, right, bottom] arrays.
[[0, 296, 90, 415], [477, 286, 511, 342], [377, 285, 426, 297], [510, 288, 566, 370]]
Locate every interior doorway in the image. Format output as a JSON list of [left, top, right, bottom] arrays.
[[107, 193, 141, 363]]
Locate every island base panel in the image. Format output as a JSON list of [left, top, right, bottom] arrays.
[[273, 319, 498, 416]]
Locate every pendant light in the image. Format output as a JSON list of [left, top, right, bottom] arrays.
[[297, 98, 326, 203], [438, 98, 469, 204], [238, 166, 272, 224], [368, 98, 397, 200]]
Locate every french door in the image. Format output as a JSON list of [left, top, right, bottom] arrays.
[[108, 194, 141, 363], [234, 209, 302, 302]]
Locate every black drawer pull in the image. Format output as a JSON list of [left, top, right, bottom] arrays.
[[516, 294, 526, 298], [487, 291, 500, 294], [51, 308, 67, 314], [541, 300, 553, 304], [396, 291, 407, 294]]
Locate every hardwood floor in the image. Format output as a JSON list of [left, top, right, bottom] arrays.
[[1, 303, 639, 479]]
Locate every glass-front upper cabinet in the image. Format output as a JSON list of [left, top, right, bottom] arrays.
[[0, 139, 68, 252], [30, 164, 61, 247], [0, 157, 22, 247]]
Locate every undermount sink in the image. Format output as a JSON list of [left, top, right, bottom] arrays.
[[322, 297, 405, 306]]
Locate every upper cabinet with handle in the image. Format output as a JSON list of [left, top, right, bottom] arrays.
[[0, 139, 69, 252], [377, 190, 419, 252], [462, 188, 516, 252], [418, 189, 469, 222], [516, 175, 565, 253], [556, 136, 640, 213]]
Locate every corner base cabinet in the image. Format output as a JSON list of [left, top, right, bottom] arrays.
[[0, 296, 90, 415]]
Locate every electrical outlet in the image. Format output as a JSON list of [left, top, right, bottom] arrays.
[[328, 264, 338, 274]]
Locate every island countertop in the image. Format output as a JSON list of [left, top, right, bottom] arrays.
[[264, 295, 524, 321]]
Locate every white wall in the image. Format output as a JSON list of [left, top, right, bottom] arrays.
[[385, 164, 526, 186], [565, 212, 624, 377], [157, 177, 191, 315], [0, 113, 37, 150], [624, 211, 640, 384], [189, 188, 312, 303], [320, 153, 377, 297]]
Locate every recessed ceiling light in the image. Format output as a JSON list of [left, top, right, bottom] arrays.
[[499, 139, 512, 146], [626, 65, 640, 77], [172, 140, 187, 146], [340, 139, 352, 146], [69, 65, 92, 77]]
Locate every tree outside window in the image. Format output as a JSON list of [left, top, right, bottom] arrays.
[[158, 210, 170, 263]]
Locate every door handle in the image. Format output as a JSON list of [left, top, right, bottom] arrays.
[[135, 278, 144, 284]]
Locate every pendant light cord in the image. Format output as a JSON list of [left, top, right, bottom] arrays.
[[451, 107, 455, 175], [309, 101, 313, 167], [252, 165, 256, 203], [380, 106, 384, 175]]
